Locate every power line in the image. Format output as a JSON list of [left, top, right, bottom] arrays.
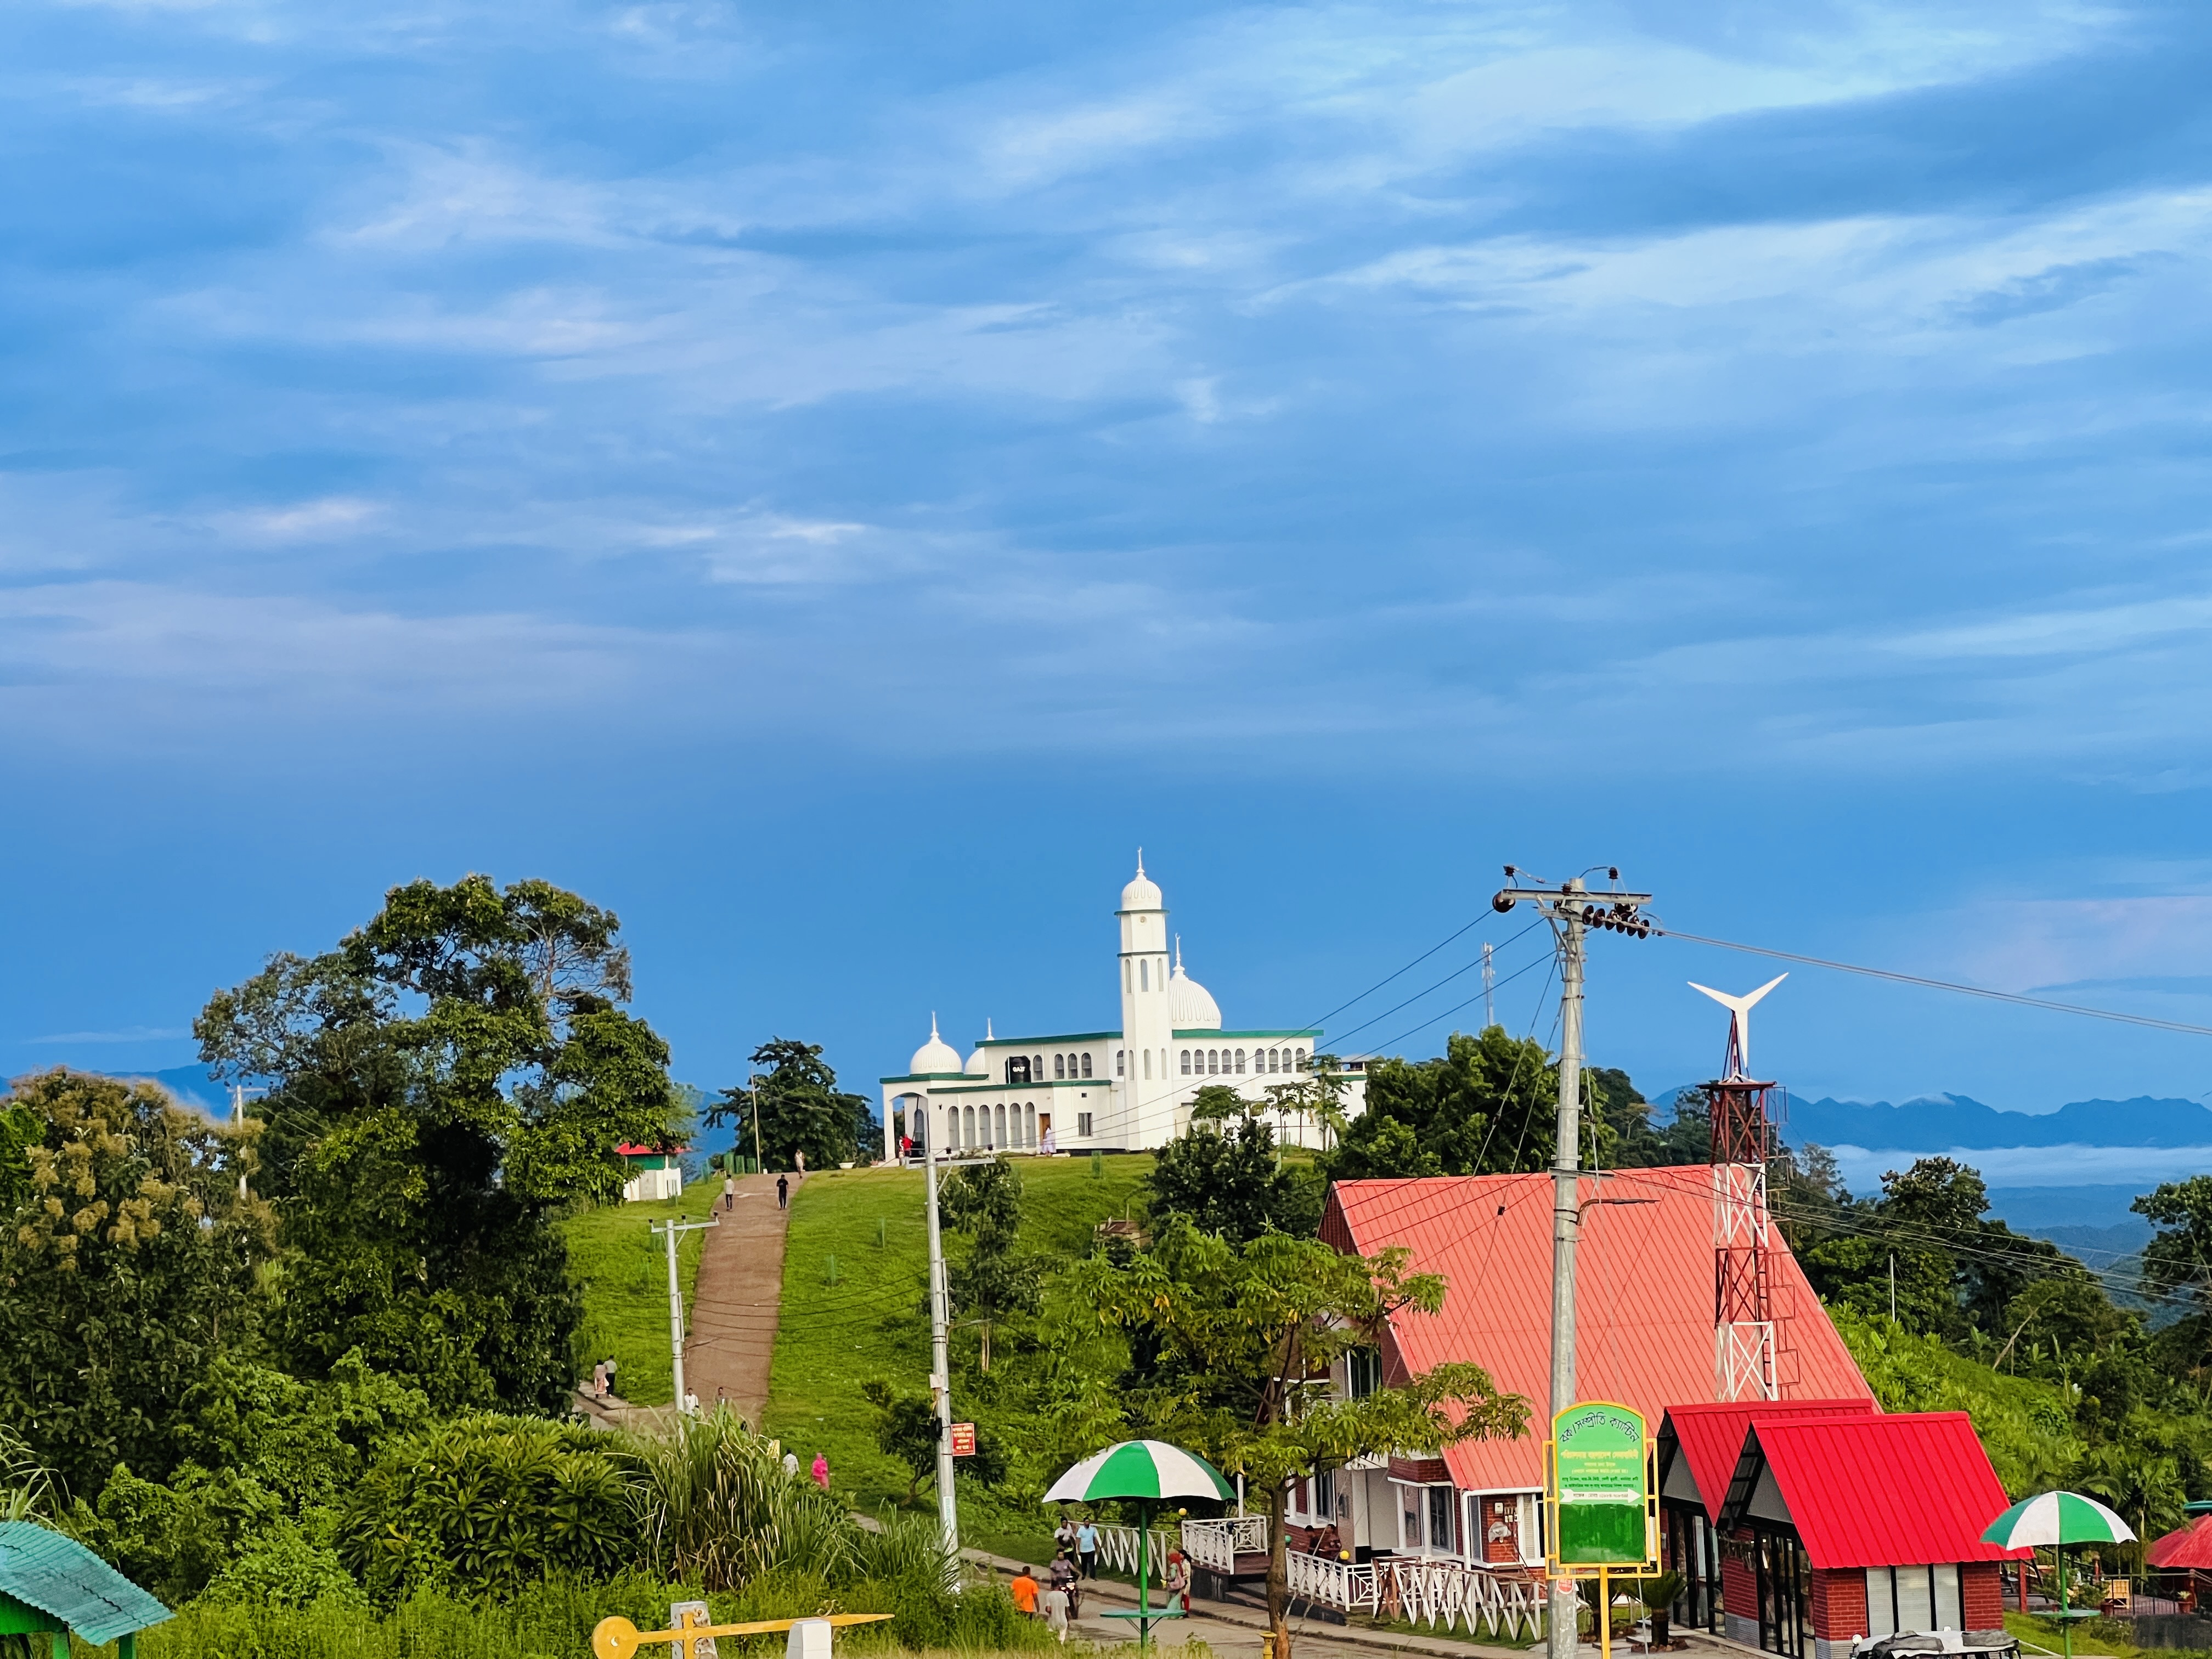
[[1651, 924, 2212, 1040]]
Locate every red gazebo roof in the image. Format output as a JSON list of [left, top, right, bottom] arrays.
[[616, 1143, 690, 1157], [2148, 1515, 2212, 1571]]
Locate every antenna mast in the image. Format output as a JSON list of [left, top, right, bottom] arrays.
[[1689, 975, 1787, 1402]]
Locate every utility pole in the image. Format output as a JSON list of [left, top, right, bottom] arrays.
[[752, 1076, 766, 1174], [1483, 942, 1496, 1029], [1889, 1255, 1897, 1325], [651, 1211, 720, 1417], [1493, 868, 1652, 1659], [923, 1133, 959, 1568]]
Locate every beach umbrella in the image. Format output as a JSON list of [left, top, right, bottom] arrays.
[[1983, 1493, 2137, 1659], [1045, 1441, 1234, 1652]]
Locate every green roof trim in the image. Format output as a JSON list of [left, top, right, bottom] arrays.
[[0, 1522, 170, 1646], [1172, 1029, 1321, 1039], [878, 1070, 975, 1084], [971, 1031, 1120, 1047]]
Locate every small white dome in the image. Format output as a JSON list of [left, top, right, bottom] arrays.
[[965, 1047, 988, 1076], [1121, 850, 1163, 911], [909, 1014, 962, 1075], [1169, 941, 1222, 1030]]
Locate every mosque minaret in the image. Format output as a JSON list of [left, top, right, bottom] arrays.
[[879, 857, 1366, 1157]]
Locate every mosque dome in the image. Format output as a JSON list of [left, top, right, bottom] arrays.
[[965, 1047, 989, 1075], [1169, 943, 1222, 1030], [1120, 851, 1163, 912], [909, 1015, 962, 1075]]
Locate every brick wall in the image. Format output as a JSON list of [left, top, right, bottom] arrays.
[[1810, 1567, 1868, 1642], [1722, 1530, 1758, 1627], [1962, 1562, 2006, 1630]]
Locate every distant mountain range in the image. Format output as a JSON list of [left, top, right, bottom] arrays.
[[1785, 1092, 2212, 1150]]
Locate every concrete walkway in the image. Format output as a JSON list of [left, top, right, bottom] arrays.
[[682, 1171, 796, 1423]]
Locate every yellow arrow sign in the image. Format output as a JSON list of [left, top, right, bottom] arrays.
[[592, 1611, 894, 1659]]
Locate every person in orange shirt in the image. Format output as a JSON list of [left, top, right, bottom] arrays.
[[1010, 1566, 1041, 1617]]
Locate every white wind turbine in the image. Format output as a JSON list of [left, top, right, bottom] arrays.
[[1687, 973, 1788, 1079]]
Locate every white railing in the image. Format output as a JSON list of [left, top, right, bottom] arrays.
[[1180, 1516, 1268, 1573], [1273, 1551, 1544, 1643], [1093, 1525, 1180, 1580]]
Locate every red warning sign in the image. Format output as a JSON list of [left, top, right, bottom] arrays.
[[950, 1423, 977, 1457]]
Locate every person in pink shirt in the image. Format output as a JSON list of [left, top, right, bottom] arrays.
[[811, 1453, 830, 1489]]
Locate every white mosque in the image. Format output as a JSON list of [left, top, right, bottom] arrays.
[[879, 857, 1368, 1158]]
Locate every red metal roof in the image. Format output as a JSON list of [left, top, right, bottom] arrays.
[[1323, 1168, 1873, 1494], [1661, 1399, 1878, 1521], [616, 1143, 690, 1156], [2148, 1516, 2212, 1571], [1731, 1413, 2027, 1569]]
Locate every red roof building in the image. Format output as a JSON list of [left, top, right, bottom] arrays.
[[1316, 1169, 1872, 1571], [1706, 1412, 2025, 1658]]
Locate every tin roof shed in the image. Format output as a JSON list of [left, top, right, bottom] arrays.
[[0, 1520, 171, 1654]]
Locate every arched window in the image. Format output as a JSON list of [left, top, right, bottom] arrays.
[[962, 1105, 975, 1148], [1271, 1048, 1281, 1073], [1025, 1103, 1037, 1147], [1032, 1055, 1042, 1081], [1140, 959, 1149, 992], [1054, 1054, 1066, 1080], [1125, 959, 1132, 993], [1296, 1048, 1308, 1071], [1008, 1056, 1030, 1085], [1143, 1049, 1152, 1079], [994, 1104, 1007, 1147], [1116, 1049, 1125, 1076], [1180, 1050, 1191, 1076], [1081, 1053, 1092, 1077], [1235, 1049, 1246, 1074]]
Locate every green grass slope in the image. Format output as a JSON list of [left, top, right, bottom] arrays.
[[564, 1177, 721, 1406], [761, 1154, 1153, 1532]]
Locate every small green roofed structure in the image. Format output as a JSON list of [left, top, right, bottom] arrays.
[[0, 1521, 171, 1657]]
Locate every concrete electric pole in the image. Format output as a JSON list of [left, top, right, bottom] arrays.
[[651, 1211, 720, 1416], [921, 1127, 999, 1581], [1492, 869, 1652, 1659]]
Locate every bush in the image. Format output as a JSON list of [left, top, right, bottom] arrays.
[[66, 1462, 283, 1606], [338, 1415, 634, 1602], [620, 1407, 856, 1592], [201, 1519, 364, 1610]]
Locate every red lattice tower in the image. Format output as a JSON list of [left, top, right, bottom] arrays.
[[1689, 972, 1788, 1402]]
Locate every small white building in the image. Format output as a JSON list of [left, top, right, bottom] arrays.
[[880, 859, 1367, 1157]]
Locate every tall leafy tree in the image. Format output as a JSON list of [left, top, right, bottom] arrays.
[[0, 1070, 270, 1498], [1072, 1222, 1528, 1659], [941, 1156, 1041, 1372], [1321, 1027, 1564, 1180], [196, 874, 680, 1413], [711, 1038, 875, 1171], [1147, 1090, 1323, 1242], [2137, 1176, 2212, 1320]]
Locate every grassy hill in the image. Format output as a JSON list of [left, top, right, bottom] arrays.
[[562, 1177, 722, 1406], [760, 1153, 1154, 1551]]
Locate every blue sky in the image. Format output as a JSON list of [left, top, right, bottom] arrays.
[[8, 0, 2212, 1137]]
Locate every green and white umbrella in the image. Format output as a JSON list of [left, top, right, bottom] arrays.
[[1983, 1491, 2136, 1549], [1043, 1439, 1235, 1504], [1984, 1492, 2136, 1659]]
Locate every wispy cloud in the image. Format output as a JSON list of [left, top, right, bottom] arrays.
[[26, 1026, 188, 1044]]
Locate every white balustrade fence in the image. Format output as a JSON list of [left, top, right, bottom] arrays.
[[1179, 1517, 1268, 1574], [1276, 1549, 1546, 1643], [1092, 1525, 1180, 1581]]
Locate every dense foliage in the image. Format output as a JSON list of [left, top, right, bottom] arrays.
[[1146, 1087, 1324, 1242], [711, 1037, 877, 1172], [0, 1070, 271, 1499], [195, 876, 683, 1413], [940, 1156, 1042, 1371]]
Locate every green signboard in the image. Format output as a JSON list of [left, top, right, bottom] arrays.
[[1548, 1401, 1652, 1569]]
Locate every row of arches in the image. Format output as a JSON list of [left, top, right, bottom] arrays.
[[945, 1100, 1039, 1153], [1181, 1045, 1307, 1077], [1008, 1052, 1094, 1083]]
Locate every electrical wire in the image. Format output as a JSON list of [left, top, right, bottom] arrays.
[[1651, 924, 2212, 1040]]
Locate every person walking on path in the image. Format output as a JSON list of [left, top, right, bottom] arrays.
[[604, 1356, 618, 1397], [1010, 1566, 1040, 1620], [1049, 1551, 1079, 1623], [1165, 1548, 1189, 1613], [783, 1451, 800, 1479], [810, 1452, 830, 1490], [1053, 1515, 1078, 1558], [777, 1172, 789, 1210], [723, 1170, 736, 1210], [1041, 1578, 1070, 1643], [794, 1149, 806, 1176], [1076, 1519, 1100, 1582]]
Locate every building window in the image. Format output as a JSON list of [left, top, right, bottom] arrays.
[[1081, 1053, 1092, 1077], [1401, 1485, 1424, 1550], [1141, 959, 1149, 992], [1008, 1056, 1030, 1084], [1077, 1111, 1094, 1136], [1025, 1103, 1036, 1147], [992, 1104, 1005, 1147], [962, 1105, 975, 1148], [1866, 1566, 1962, 1638], [1143, 1049, 1152, 1079], [1348, 1348, 1381, 1399], [1180, 1050, 1191, 1075], [1032, 1055, 1042, 1079], [1316, 1469, 1337, 1526], [1235, 1048, 1246, 1074], [1116, 1049, 1124, 1076], [1054, 1054, 1065, 1080], [1295, 1047, 1308, 1071], [1125, 959, 1132, 993], [1427, 1487, 1455, 1555]]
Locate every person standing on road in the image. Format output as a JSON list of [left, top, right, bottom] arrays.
[[1165, 1548, 1189, 1613], [603, 1356, 618, 1397], [1010, 1566, 1040, 1620], [1053, 1515, 1078, 1558], [811, 1452, 830, 1489], [777, 1172, 789, 1210], [724, 1170, 736, 1210], [1076, 1519, 1100, 1581]]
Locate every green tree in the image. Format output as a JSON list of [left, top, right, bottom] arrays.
[[941, 1157, 1041, 1373], [0, 1070, 269, 1500], [859, 1380, 1008, 1502], [196, 874, 681, 1413], [2137, 1176, 2212, 1319], [1071, 1222, 1529, 1658], [1321, 1027, 1566, 1180], [712, 1039, 876, 1171], [1146, 1104, 1323, 1242]]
